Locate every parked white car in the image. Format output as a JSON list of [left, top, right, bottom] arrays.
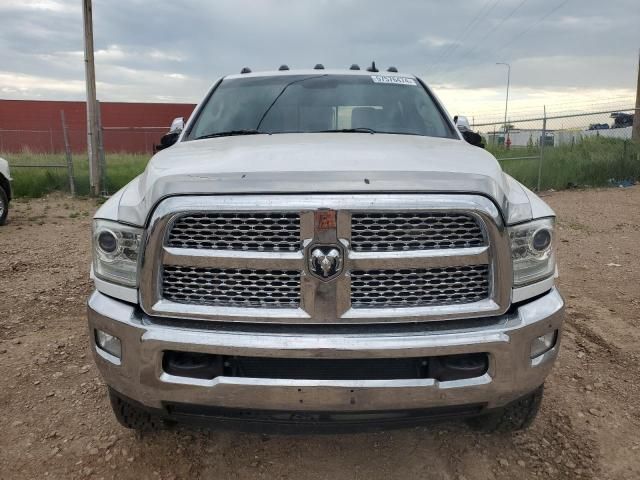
[[0, 157, 11, 225]]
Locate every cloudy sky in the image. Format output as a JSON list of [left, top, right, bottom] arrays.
[[0, 0, 638, 121]]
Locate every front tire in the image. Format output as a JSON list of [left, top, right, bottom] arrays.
[[108, 388, 170, 431], [0, 187, 8, 225], [466, 385, 544, 433]]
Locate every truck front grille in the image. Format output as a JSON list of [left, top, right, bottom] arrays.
[[163, 266, 301, 308], [350, 212, 485, 252], [142, 195, 508, 323], [167, 212, 300, 251], [350, 265, 490, 309]]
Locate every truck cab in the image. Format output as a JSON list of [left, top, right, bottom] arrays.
[[88, 67, 563, 432]]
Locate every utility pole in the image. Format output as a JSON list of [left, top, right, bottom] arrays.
[[633, 49, 640, 143], [82, 0, 101, 195], [496, 62, 511, 145]]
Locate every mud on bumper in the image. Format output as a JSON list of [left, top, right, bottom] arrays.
[[88, 289, 564, 424]]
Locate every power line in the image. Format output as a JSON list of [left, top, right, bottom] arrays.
[[427, 0, 500, 74], [427, 0, 497, 72], [431, 0, 572, 85], [492, 0, 571, 59], [431, 0, 529, 81]]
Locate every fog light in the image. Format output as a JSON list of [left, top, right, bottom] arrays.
[[95, 329, 122, 359], [530, 330, 557, 359]]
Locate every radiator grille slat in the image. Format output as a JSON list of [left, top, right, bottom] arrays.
[[167, 212, 301, 252], [163, 266, 301, 308], [351, 212, 485, 252], [350, 265, 490, 308]]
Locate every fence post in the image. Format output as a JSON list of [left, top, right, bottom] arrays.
[[537, 106, 547, 192], [96, 100, 107, 195], [60, 110, 76, 196]]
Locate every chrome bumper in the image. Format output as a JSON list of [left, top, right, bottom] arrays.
[[88, 288, 564, 412]]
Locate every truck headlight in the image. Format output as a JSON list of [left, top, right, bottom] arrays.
[[93, 219, 143, 287], [508, 218, 556, 287]]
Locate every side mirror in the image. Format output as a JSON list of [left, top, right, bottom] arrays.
[[454, 115, 484, 148], [155, 117, 185, 152], [169, 117, 185, 134], [454, 115, 471, 132]]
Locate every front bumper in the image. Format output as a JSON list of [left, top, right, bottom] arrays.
[[88, 288, 564, 416]]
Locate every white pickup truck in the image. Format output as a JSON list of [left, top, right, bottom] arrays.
[[88, 67, 563, 433], [0, 157, 11, 225]]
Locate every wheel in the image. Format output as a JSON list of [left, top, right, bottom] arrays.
[[466, 385, 544, 433], [108, 388, 170, 431], [0, 187, 8, 226]]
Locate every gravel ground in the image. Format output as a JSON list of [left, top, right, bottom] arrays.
[[1, 187, 639, 480]]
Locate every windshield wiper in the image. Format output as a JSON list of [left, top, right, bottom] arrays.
[[194, 129, 263, 140], [255, 74, 328, 131], [317, 128, 376, 134]]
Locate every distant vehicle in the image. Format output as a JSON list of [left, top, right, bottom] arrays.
[[588, 123, 609, 131], [88, 67, 563, 434], [0, 157, 11, 225], [611, 112, 634, 129]]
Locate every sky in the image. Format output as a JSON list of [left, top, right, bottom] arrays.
[[0, 0, 638, 122]]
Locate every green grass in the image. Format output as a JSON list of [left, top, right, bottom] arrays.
[[489, 137, 640, 190], [2, 151, 150, 197], [3, 137, 639, 197]]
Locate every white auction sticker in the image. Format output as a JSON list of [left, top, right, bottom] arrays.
[[370, 75, 417, 86]]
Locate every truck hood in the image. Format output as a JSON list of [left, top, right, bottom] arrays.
[[110, 133, 540, 226]]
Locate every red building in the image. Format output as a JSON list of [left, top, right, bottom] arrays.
[[0, 99, 196, 154]]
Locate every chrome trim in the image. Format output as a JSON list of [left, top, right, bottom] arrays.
[[347, 246, 489, 270], [343, 299, 501, 320], [163, 247, 304, 270], [88, 288, 564, 411], [150, 300, 308, 319], [95, 345, 122, 366], [139, 194, 511, 324]]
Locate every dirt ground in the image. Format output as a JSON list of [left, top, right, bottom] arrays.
[[1, 187, 639, 480]]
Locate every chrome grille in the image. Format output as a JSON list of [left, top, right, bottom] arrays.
[[167, 212, 300, 251], [163, 266, 301, 308], [142, 194, 509, 324], [350, 265, 490, 308], [350, 212, 485, 252]]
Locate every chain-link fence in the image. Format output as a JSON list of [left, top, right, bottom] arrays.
[[0, 115, 167, 197], [472, 107, 639, 191], [1, 105, 638, 197], [0, 126, 166, 155]]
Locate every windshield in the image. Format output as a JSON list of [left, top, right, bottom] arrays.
[[186, 74, 457, 140]]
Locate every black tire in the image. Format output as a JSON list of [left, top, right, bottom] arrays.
[[0, 187, 8, 226], [466, 385, 544, 433], [108, 388, 170, 431]]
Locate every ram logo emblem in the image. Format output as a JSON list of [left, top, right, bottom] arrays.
[[309, 246, 343, 281]]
